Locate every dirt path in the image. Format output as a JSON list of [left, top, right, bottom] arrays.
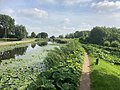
[[79, 51, 90, 90], [0, 39, 36, 46]]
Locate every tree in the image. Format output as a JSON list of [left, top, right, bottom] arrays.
[[104, 41, 110, 46], [108, 27, 120, 42], [89, 26, 108, 44], [36, 32, 48, 38], [36, 33, 41, 38], [59, 35, 64, 38], [31, 32, 36, 38], [65, 33, 74, 38], [0, 14, 15, 38], [50, 35, 55, 39], [15, 25, 28, 40], [111, 41, 120, 47]]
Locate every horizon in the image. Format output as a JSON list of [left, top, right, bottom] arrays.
[[0, 0, 120, 36]]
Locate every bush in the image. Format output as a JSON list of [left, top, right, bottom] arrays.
[[54, 39, 68, 44], [37, 41, 48, 46], [111, 41, 120, 47], [104, 41, 110, 46]]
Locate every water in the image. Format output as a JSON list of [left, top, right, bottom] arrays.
[[0, 42, 54, 61], [0, 42, 59, 89], [0, 42, 58, 71], [0, 41, 58, 75]]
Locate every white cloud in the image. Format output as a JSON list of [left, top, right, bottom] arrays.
[[18, 8, 48, 19], [64, 18, 71, 24], [64, 0, 92, 5], [91, 0, 120, 10], [0, 8, 15, 16], [38, 0, 56, 4], [63, 26, 75, 30], [77, 23, 92, 30], [37, 0, 92, 5], [111, 13, 120, 18]]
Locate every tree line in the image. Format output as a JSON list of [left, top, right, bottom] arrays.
[[59, 26, 120, 47], [0, 14, 48, 40], [0, 14, 28, 40], [30, 32, 48, 38]]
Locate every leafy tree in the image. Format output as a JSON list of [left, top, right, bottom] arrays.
[[50, 35, 55, 39], [36, 33, 41, 38], [59, 35, 64, 38], [15, 25, 28, 40], [65, 33, 74, 38], [36, 32, 48, 38], [31, 32, 36, 38], [108, 27, 120, 42], [104, 41, 110, 46], [89, 26, 108, 44], [0, 14, 15, 38], [111, 41, 120, 47], [74, 31, 90, 38]]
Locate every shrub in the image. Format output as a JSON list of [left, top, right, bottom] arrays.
[[104, 41, 110, 46], [37, 41, 48, 46], [54, 39, 68, 44], [111, 41, 120, 47]]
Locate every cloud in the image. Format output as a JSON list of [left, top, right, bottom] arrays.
[[77, 23, 92, 30], [18, 8, 48, 19], [38, 0, 56, 4], [64, 0, 92, 5], [0, 8, 15, 16], [91, 0, 120, 11], [110, 13, 120, 18], [37, 0, 92, 5], [64, 18, 71, 24]]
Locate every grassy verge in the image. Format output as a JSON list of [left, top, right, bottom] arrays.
[[83, 44, 120, 90], [90, 57, 120, 90], [0, 38, 36, 47]]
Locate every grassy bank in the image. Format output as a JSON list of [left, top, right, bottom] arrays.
[[0, 38, 36, 47], [90, 57, 120, 90], [83, 44, 120, 90]]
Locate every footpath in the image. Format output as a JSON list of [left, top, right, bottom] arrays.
[[79, 51, 90, 90]]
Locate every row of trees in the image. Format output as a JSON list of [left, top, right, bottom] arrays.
[[0, 14, 49, 40], [57, 31, 90, 40], [87, 26, 120, 47], [62, 26, 120, 47], [0, 14, 28, 40], [30, 32, 48, 38], [88, 26, 120, 45]]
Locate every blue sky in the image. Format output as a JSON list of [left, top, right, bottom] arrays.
[[0, 0, 120, 36]]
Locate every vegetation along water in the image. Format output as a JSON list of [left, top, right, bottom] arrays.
[[0, 12, 120, 90]]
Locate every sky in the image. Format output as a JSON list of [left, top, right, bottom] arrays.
[[0, 0, 120, 36]]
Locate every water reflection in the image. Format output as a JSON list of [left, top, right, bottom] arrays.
[[31, 43, 36, 48], [0, 41, 49, 61], [0, 46, 28, 60], [37, 42, 48, 46]]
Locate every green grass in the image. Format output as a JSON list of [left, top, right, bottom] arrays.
[[90, 57, 120, 90]]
